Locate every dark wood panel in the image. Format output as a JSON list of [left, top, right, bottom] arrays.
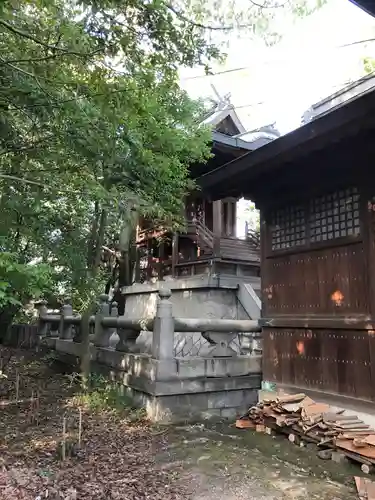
[[262, 242, 368, 316], [263, 327, 373, 401], [6, 324, 39, 348]]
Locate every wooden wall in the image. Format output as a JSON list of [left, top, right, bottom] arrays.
[[262, 326, 375, 401], [260, 178, 375, 401], [262, 242, 368, 316]]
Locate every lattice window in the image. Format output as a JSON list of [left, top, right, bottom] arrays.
[[309, 187, 360, 243], [270, 205, 306, 250], [269, 187, 361, 253]]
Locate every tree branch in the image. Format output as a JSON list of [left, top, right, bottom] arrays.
[[0, 57, 36, 79], [0, 174, 44, 187], [248, 0, 290, 8], [0, 135, 55, 156], [1, 53, 91, 65], [165, 3, 245, 31], [6, 87, 129, 110], [165, 0, 289, 31], [0, 18, 103, 58]]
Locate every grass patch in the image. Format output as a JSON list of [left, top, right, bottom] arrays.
[[72, 374, 145, 419]]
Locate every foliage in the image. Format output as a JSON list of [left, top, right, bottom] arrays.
[[0, 252, 53, 308], [0, 0, 326, 319], [363, 56, 375, 75], [0, 0, 216, 313], [72, 373, 140, 414], [244, 201, 260, 232]]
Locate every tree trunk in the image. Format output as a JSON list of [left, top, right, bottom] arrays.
[[0, 305, 19, 344], [80, 207, 107, 385], [87, 202, 100, 268], [103, 237, 137, 315], [93, 209, 107, 270], [80, 308, 92, 387], [113, 214, 137, 314]]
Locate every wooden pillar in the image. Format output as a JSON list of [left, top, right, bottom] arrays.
[[202, 200, 207, 225], [158, 240, 165, 280], [171, 232, 179, 277], [212, 200, 222, 236], [213, 235, 221, 257], [232, 201, 237, 237], [226, 202, 233, 237], [134, 245, 141, 283], [362, 184, 375, 316], [146, 238, 153, 281]]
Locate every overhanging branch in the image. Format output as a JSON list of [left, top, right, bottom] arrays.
[[0, 174, 44, 187], [0, 18, 103, 58]]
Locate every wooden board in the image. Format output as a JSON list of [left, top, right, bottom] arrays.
[[355, 476, 375, 500], [302, 402, 330, 418], [365, 435, 375, 447], [336, 439, 375, 461], [235, 419, 255, 429]]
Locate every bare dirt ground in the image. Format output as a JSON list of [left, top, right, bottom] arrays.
[[159, 424, 358, 499], [0, 347, 361, 499]]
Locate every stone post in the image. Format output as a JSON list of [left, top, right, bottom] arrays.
[[37, 301, 48, 338], [93, 294, 111, 348], [109, 301, 119, 347], [111, 301, 118, 320], [115, 296, 141, 352], [152, 288, 174, 360], [59, 302, 73, 340]]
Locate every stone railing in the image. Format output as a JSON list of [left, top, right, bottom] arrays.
[[38, 289, 262, 359], [38, 289, 263, 423]]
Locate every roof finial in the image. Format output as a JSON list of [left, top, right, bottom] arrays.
[[210, 84, 232, 110]]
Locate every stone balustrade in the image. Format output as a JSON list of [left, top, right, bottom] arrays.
[[38, 289, 263, 422], [38, 289, 262, 358]]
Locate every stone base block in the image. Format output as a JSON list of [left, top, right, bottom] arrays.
[[123, 385, 259, 423], [53, 339, 261, 423]]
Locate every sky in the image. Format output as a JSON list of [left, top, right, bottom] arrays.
[[180, 0, 375, 134], [178, 0, 375, 236]]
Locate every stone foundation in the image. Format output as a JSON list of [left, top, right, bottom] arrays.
[[54, 339, 261, 423], [123, 385, 259, 423]]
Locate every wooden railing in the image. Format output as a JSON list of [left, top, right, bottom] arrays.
[[186, 219, 214, 250], [245, 222, 261, 250]]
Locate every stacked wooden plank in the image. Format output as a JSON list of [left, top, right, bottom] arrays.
[[355, 476, 375, 499], [237, 393, 375, 471]]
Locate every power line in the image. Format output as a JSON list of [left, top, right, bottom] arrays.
[[201, 78, 357, 116], [181, 38, 375, 81], [223, 100, 265, 110]]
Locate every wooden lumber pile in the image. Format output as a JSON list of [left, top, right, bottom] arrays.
[[237, 393, 375, 471], [355, 476, 375, 499]]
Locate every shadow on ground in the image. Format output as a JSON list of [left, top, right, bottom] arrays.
[[0, 347, 362, 499], [157, 421, 359, 499]]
